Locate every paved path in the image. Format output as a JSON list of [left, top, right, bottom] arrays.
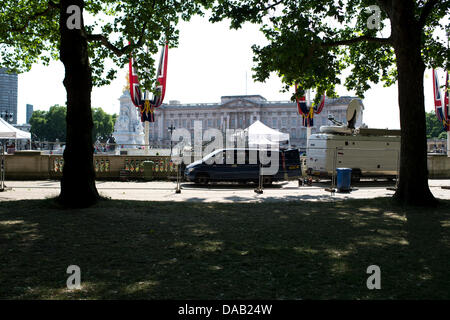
[[1, 179, 449, 203]]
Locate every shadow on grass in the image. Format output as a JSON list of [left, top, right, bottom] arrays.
[[1, 198, 450, 299]]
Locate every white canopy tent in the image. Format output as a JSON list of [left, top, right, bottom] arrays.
[[1, 118, 32, 190], [0, 117, 31, 155], [246, 120, 289, 148], [0, 117, 31, 140], [231, 120, 290, 147]]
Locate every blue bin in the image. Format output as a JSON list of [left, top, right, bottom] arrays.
[[336, 168, 352, 192]]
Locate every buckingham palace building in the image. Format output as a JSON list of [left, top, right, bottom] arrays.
[[140, 94, 364, 149]]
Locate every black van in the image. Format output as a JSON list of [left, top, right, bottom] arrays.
[[184, 148, 301, 185]]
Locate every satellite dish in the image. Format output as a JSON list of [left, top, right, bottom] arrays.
[[346, 100, 361, 129]]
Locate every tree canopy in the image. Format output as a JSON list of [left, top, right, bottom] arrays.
[[426, 111, 447, 139], [211, 0, 449, 101], [29, 105, 116, 142], [92, 107, 117, 141], [0, 0, 212, 92]]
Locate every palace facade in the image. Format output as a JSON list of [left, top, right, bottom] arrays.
[[115, 93, 364, 149], [145, 95, 364, 149]]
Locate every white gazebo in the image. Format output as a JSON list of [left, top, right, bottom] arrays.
[[0, 117, 31, 140], [1, 117, 31, 190], [245, 120, 290, 148]]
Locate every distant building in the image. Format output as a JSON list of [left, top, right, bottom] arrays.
[[0, 68, 18, 124], [13, 123, 31, 132], [427, 138, 447, 154], [26, 104, 34, 124], [147, 95, 364, 149]]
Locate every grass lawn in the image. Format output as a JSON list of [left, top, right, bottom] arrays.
[[1, 198, 450, 299]]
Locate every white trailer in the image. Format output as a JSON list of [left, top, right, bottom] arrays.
[[306, 128, 401, 180]]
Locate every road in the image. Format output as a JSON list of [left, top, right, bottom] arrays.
[[1, 179, 450, 203]]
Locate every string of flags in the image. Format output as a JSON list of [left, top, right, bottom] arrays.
[[295, 84, 325, 127], [129, 43, 168, 123], [433, 69, 450, 132]]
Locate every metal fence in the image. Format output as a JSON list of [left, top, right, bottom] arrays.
[[48, 155, 179, 180]]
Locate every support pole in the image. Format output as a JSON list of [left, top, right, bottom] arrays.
[[447, 131, 450, 157], [306, 126, 312, 146], [145, 121, 150, 155], [175, 163, 181, 194], [325, 147, 337, 194], [254, 163, 264, 194], [1, 140, 6, 191], [306, 89, 312, 147]]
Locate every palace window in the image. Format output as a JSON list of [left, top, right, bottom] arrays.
[[291, 128, 296, 138]]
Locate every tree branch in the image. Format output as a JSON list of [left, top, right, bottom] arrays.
[[321, 35, 392, 48], [418, 0, 439, 27], [263, 0, 283, 11], [85, 34, 127, 56], [48, 1, 59, 9], [10, 1, 59, 33], [86, 0, 154, 57], [86, 21, 148, 57]]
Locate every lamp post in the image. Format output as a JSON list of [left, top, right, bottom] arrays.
[[0, 111, 14, 191], [168, 124, 175, 156], [1, 111, 13, 123], [447, 28, 450, 158]]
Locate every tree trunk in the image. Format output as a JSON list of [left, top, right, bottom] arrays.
[[391, 2, 437, 206], [58, 0, 100, 207]]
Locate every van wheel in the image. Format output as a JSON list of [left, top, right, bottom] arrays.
[[196, 174, 209, 185], [262, 176, 272, 185]]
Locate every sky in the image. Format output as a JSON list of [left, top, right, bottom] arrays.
[[16, 15, 446, 129]]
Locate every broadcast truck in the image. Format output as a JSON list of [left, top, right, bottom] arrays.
[[306, 128, 401, 181], [305, 99, 401, 181]]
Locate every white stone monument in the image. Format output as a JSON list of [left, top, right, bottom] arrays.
[[113, 91, 145, 149]]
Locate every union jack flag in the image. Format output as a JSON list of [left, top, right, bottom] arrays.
[[445, 72, 449, 131], [129, 55, 142, 109], [128, 43, 168, 123], [433, 69, 448, 131], [140, 99, 156, 123], [295, 84, 325, 127], [150, 43, 168, 108], [315, 95, 326, 114]]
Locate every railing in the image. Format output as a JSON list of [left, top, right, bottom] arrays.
[[48, 155, 179, 180]]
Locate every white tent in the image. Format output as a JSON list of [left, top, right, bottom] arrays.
[[0, 117, 31, 140], [245, 120, 290, 147]]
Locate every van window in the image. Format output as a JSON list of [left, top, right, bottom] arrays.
[[225, 150, 235, 164], [248, 149, 258, 165], [236, 149, 245, 165], [203, 149, 224, 164]]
